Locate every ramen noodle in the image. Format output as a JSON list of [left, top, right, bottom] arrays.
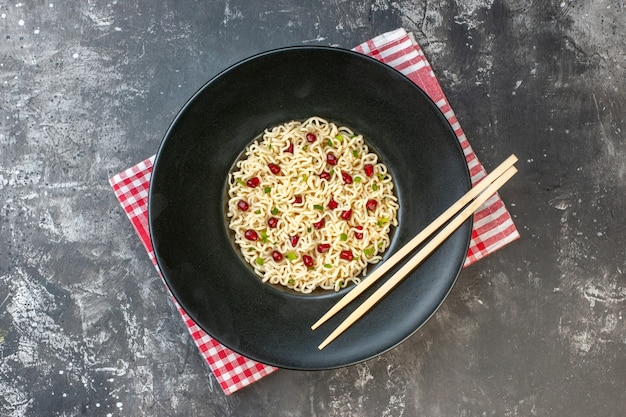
[[226, 116, 399, 293]]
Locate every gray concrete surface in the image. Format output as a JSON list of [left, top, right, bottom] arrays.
[[1, 1, 624, 416]]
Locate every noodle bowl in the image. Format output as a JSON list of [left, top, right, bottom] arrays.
[[227, 117, 399, 293]]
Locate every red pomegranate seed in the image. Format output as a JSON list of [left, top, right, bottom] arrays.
[[366, 199, 378, 211], [319, 171, 330, 180], [237, 200, 249, 211], [246, 177, 260, 188], [364, 164, 374, 177], [306, 133, 317, 143], [317, 243, 331, 253], [354, 226, 364, 240], [244, 229, 258, 241], [285, 142, 294, 153], [292, 195, 303, 204], [341, 209, 352, 220], [267, 217, 278, 228], [340, 250, 353, 261], [342, 172, 353, 184], [303, 254, 314, 267], [328, 198, 338, 209], [313, 218, 325, 229], [289, 235, 300, 247], [327, 152, 338, 165], [268, 163, 281, 174], [271, 250, 283, 262]]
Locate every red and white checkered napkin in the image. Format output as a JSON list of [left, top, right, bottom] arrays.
[[109, 27, 519, 395]]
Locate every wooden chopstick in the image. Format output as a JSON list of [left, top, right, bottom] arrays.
[[317, 162, 518, 350], [311, 154, 518, 331]]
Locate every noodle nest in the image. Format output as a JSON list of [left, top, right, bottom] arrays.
[[227, 117, 399, 293]]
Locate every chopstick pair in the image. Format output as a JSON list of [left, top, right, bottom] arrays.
[[312, 154, 519, 350]]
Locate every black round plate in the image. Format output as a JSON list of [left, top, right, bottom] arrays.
[[149, 46, 471, 370]]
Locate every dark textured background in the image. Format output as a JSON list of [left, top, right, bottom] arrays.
[[1, 1, 624, 416]]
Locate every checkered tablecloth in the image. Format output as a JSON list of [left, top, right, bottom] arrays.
[[109, 27, 519, 395]]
